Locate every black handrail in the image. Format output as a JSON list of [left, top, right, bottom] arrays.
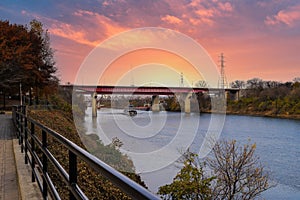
[[12, 106, 160, 200]]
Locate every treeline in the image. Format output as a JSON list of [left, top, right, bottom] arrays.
[[0, 19, 58, 105], [162, 77, 300, 119], [228, 78, 300, 118]]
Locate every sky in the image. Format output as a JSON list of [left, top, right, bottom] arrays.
[[1, 0, 300, 86]]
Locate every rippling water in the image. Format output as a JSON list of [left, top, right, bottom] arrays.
[[82, 108, 300, 199]]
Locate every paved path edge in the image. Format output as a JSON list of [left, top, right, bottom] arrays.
[[13, 139, 43, 200]]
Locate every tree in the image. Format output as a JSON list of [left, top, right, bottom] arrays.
[[157, 140, 271, 200], [0, 20, 58, 104], [293, 77, 300, 89], [244, 78, 264, 97], [158, 151, 215, 200], [246, 78, 263, 90], [195, 80, 209, 88], [0, 21, 29, 89], [207, 140, 270, 200], [293, 77, 300, 83], [230, 80, 245, 89], [28, 19, 58, 101]]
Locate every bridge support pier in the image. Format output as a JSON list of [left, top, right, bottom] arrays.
[[226, 90, 240, 101], [151, 95, 160, 112], [92, 92, 97, 117], [184, 92, 192, 114], [225, 91, 228, 100], [235, 90, 240, 101]]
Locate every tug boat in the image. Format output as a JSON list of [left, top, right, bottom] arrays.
[[124, 105, 137, 116]]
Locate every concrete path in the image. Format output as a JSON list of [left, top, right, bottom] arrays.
[[0, 114, 42, 200], [0, 114, 20, 200]]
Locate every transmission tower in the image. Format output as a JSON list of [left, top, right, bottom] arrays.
[[218, 53, 228, 89], [180, 72, 184, 87]]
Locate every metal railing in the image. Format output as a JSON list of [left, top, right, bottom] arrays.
[[12, 106, 160, 200]]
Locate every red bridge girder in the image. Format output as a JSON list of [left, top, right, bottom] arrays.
[[74, 86, 205, 95], [69, 85, 239, 95]]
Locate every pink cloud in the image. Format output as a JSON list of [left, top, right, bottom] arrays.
[[49, 23, 99, 47], [195, 9, 215, 18], [73, 10, 127, 38], [257, 0, 284, 8], [47, 10, 128, 47], [102, 1, 110, 7], [20, 9, 128, 47], [17, 10, 98, 46], [265, 4, 300, 26], [218, 2, 233, 12], [184, 1, 233, 26], [161, 15, 182, 24]]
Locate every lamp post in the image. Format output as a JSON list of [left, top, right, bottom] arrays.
[[20, 82, 22, 106]]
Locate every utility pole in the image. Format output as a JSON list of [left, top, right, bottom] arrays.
[[218, 53, 228, 89]]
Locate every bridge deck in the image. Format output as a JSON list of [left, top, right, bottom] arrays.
[[0, 114, 20, 200], [72, 85, 239, 95]]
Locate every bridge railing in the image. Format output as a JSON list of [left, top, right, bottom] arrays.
[[12, 106, 160, 200]]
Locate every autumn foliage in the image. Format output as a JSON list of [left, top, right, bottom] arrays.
[[0, 20, 58, 98]]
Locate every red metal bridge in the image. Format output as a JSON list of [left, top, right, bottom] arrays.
[[69, 85, 239, 95]]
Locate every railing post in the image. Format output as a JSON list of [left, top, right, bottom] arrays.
[[31, 122, 36, 182], [24, 117, 28, 164], [12, 106, 16, 125], [20, 110, 23, 152], [15, 110, 20, 138], [42, 130, 48, 199], [69, 151, 77, 200], [22, 105, 26, 116]]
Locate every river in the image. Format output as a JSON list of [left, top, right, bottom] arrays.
[[82, 107, 300, 199]]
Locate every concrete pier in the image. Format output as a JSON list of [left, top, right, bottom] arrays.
[[151, 95, 160, 112], [184, 92, 193, 114], [92, 92, 97, 117]]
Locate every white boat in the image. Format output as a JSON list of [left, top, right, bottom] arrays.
[[124, 105, 137, 116]]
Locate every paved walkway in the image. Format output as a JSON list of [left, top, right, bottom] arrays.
[[0, 114, 20, 200], [0, 114, 42, 200]]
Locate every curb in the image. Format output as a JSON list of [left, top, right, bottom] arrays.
[[13, 139, 43, 200]]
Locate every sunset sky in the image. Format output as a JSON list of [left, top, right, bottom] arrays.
[[1, 0, 300, 85]]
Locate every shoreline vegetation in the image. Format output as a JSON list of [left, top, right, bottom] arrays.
[[163, 77, 300, 121], [224, 110, 300, 120], [27, 104, 147, 199], [226, 78, 300, 120], [198, 110, 300, 120]]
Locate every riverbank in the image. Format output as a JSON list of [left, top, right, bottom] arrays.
[[167, 109, 300, 120], [27, 109, 147, 199], [222, 109, 300, 120]]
